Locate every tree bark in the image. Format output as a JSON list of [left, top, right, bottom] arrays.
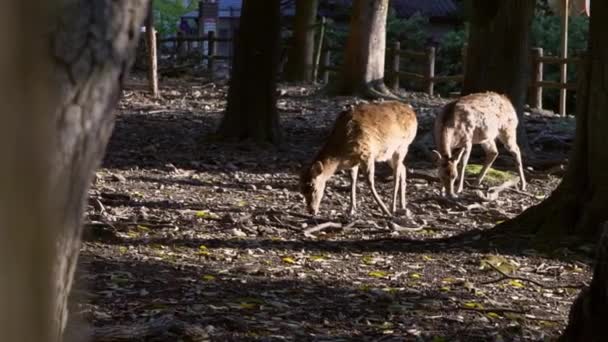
[[218, 0, 282, 144], [507, 0, 608, 239], [335, 0, 396, 98], [462, 0, 535, 157], [559, 222, 608, 342], [0, 1, 147, 341], [285, 0, 319, 83]]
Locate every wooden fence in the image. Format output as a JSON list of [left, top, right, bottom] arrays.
[[159, 31, 232, 71], [319, 43, 464, 97], [152, 26, 582, 117], [527, 47, 583, 116]]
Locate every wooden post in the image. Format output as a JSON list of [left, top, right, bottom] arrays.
[[177, 31, 187, 58], [528, 47, 544, 109], [426, 46, 436, 96], [197, 0, 205, 51], [312, 17, 326, 83], [207, 30, 216, 76], [322, 49, 331, 84], [146, 3, 159, 98], [559, 0, 569, 116], [390, 41, 400, 92]]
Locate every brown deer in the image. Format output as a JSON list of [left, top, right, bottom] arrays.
[[300, 101, 418, 216], [432, 92, 527, 198]]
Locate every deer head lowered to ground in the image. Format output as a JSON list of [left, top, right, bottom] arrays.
[[300, 101, 418, 216], [432, 91, 527, 198]]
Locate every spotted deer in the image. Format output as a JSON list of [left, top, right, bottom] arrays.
[[300, 101, 418, 216], [432, 92, 527, 197]]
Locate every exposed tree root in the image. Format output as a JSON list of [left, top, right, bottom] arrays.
[[362, 80, 405, 101]]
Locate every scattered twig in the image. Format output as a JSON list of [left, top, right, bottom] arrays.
[[458, 306, 526, 315], [481, 261, 584, 289], [476, 177, 520, 201], [390, 218, 426, 232], [407, 169, 439, 183], [303, 221, 357, 237]]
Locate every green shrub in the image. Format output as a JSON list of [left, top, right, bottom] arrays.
[[154, 0, 198, 37]]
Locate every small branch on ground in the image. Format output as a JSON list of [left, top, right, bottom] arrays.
[[390, 218, 426, 232], [475, 177, 521, 201], [458, 306, 526, 315], [303, 221, 358, 237], [481, 261, 584, 289]]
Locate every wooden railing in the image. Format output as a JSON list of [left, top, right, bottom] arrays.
[[527, 47, 583, 116], [319, 42, 464, 96], [159, 31, 232, 71]]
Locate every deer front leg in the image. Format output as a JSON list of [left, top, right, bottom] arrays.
[[457, 143, 472, 193], [365, 161, 391, 216]]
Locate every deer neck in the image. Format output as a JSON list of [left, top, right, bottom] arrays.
[[315, 156, 340, 182]]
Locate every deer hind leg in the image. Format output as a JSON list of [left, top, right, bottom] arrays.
[[476, 140, 499, 187], [365, 159, 391, 216], [349, 165, 359, 215], [499, 132, 527, 191], [457, 143, 473, 193]]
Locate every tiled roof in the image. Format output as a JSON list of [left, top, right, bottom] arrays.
[[319, 0, 460, 19], [392, 0, 459, 18]]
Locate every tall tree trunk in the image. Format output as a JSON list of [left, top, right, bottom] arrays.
[[285, 0, 319, 82], [0, 1, 147, 340], [462, 0, 535, 157], [507, 0, 608, 239], [335, 0, 395, 98], [219, 0, 282, 144]]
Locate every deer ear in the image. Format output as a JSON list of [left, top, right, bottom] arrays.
[[311, 161, 324, 177], [431, 150, 443, 164], [451, 148, 465, 163]]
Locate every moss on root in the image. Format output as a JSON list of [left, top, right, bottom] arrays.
[[465, 164, 516, 185]]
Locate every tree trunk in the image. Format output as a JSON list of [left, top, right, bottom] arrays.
[[507, 0, 608, 239], [285, 0, 319, 83], [559, 222, 608, 342], [335, 0, 395, 98], [0, 1, 147, 341], [218, 0, 282, 144], [462, 0, 535, 157]]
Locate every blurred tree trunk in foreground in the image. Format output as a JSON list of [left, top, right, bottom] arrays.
[[0, 1, 147, 340], [559, 224, 608, 342]]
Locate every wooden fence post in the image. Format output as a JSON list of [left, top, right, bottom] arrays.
[[207, 31, 216, 76], [390, 41, 400, 92], [426, 46, 436, 96], [321, 49, 331, 84], [177, 31, 187, 58], [528, 47, 543, 109], [312, 17, 326, 83], [146, 4, 159, 98]]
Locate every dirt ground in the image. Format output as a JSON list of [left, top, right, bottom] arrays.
[[72, 74, 592, 341]]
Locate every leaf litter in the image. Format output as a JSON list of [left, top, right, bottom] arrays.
[[74, 73, 590, 341]]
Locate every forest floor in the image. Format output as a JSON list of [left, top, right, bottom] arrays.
[[73, 73, 592, 342]]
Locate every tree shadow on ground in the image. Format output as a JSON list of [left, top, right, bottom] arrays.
[[71, 253, 549, 341], [86, 220, 588, 264], [102, 110, 334, 174]]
